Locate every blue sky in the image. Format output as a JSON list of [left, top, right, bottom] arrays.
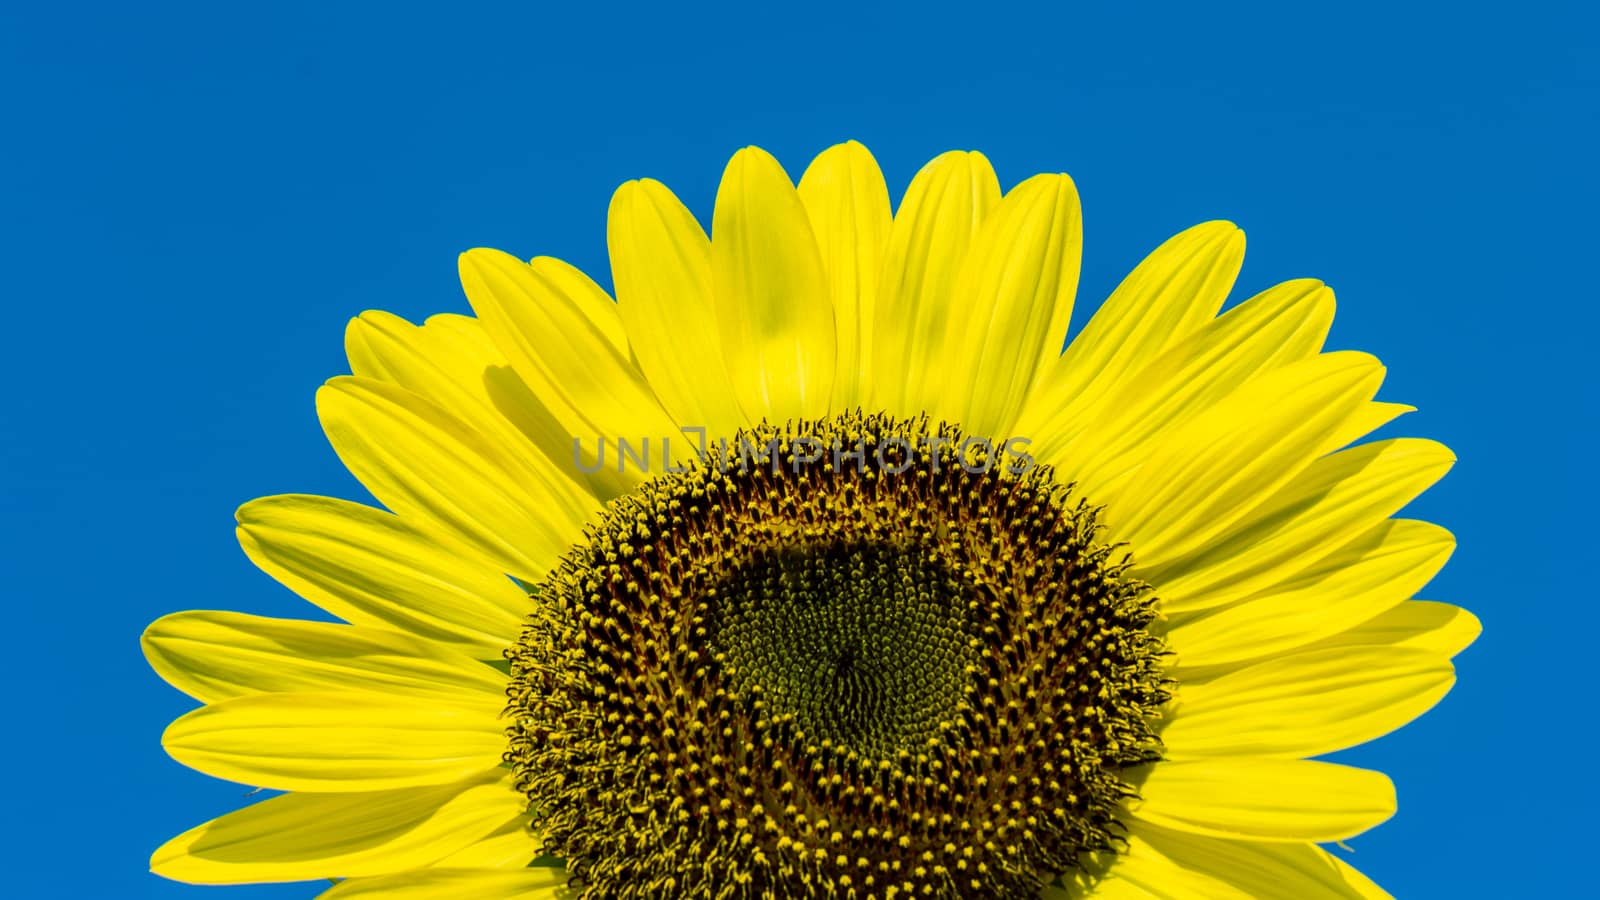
[[2, 2, 1593, 897]]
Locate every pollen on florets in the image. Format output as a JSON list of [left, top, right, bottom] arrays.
[[504, 411, 1167, 900]]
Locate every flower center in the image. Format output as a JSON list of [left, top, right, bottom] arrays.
[[505, 413, 1167, 899], [710, 538, 979, 761]]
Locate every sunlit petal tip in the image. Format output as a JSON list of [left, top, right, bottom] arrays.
[[728, 143, 787, 171], [1188, 218, 1246, 245], [1196, 219, 1241, 269], [803, 139, 879, 172], [1391, 436, 1456, 469], [1453, 606, 1483, 653], [814, 139, 882, 178], [1008, 170, 1083, 219], [343, 309, 426, 375], [343, 310, 388, 341], [1335, 600, 1482, 659], [140, 611, 187, 670], [912, 148, 999, 191], [605, 178, 636, 219], [455, 246, 491, 276], [418, 310, 473, 330], [455, 247, 529, 302]]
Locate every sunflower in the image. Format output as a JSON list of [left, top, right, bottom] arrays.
[[144, 141, 1478, 899]]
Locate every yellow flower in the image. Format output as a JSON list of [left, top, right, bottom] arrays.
[[144, 142, 1477, 899]]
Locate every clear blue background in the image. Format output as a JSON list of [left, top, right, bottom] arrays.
[[3, 2, 1593, 897]]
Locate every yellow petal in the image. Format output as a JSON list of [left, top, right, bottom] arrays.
[[1147, 439, 1455, 613], [1132, 822, 1393, 899], [1166, 519, 1454, 666], [711, 145, 837, 420], [317, 376, 595, 582], [798, 140, 892, 410], [1111, 352, 1385, 566], [1304, 600, 1482, 659], [1052, 832, 1238, 899], [1132, 759, 1394, 842], [459, 249, 679, 468], [943, 173, 1082, 437], [870, 150, 1000, 416], [1324, 851, 1395, 899], [460, 251, 631, 361], [142, 611, 506, 704], [429, 814, 540, 869], [1321, 400, 1414, 455], [162, 691, 505, 791], [1016, 221, 1243, 438], [1043, 279, 1334, 487], [1162, 646, 1454, 759], [437, 312, 642, 499], [608, 178, 747, 435], [151, 770, 520, 884], [236, 494, 527, 653], [352, 304, 638, 501], [345, 310, 539, 461], [319, 868, 566, 899]]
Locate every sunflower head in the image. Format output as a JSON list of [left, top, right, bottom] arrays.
[[144, 139, 1473, 900]]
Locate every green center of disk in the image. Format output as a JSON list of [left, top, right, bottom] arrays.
[[710, 539, 979, 760]]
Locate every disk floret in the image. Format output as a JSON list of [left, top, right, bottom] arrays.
[[505, 412, 1167, 899]]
